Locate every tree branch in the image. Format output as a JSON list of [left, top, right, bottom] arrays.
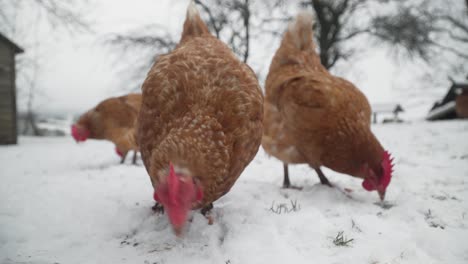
[[337, 28, 369, 42], [33, 0, 91, 33], [431, 41, 468, 59], [437, 15, 468, 36]]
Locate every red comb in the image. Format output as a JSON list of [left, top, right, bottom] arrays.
[[381, 150, 394, 188], [71, 125, 79, 140], [167, 162, 179, 202], [169, 162, 176, 182], [71, 124, 89, 142]]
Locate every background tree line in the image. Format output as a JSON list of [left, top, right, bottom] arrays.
[[0, 0, 467, 134], [107, 0, 467, 87]]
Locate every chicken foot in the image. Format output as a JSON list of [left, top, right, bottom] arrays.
[[152, 202, 164, 214], [201, 203, 214, 225], [314, 168, 332, 187]]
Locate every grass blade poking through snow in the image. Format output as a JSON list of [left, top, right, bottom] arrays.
[[269, 200, 301, 214], [333, 231, 354, 247]]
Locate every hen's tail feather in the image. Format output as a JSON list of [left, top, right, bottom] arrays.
[[286, 11, 315, 51], [181, 0, 210, 42]]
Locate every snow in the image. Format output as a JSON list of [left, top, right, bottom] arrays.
[[1, 121, 468, 264]]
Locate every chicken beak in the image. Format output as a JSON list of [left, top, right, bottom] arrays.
[[378, 189, 386, 201]]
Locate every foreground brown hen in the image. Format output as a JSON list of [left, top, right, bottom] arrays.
[[72, 93, 141, 164], [263, 12, 393, 201], [137, 1, 263, 236]]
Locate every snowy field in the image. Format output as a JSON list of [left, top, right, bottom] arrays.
[[1, 120, 467, 264]]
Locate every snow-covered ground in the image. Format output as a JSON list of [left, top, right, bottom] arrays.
[[1, 120, 467, 264]]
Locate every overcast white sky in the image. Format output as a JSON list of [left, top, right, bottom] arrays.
[[14, 0, 187, 115], [9, 0, 459, 119]]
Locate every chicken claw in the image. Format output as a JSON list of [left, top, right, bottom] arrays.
[[282, 184, 304, 190], [201, 203, 214, 225], [152, 202, 164, 214]]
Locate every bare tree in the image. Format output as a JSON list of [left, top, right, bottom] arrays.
[[0, 0, 90, 35], [299, 0, 468, 76], [107, 0, 285, 90], [107, 0, 466, 93], [195, 0, 287, 63], [369, 0, 468, 83], [370, 7, 437, 61], [194, 0, 228, 38], [0, 0, 91, 135], [371, 1, 468, 60], [300, 0, 382, 69], [195, 0, 253, 63], [233, 0, 252, 63], [21, 12, 42, 136], [105, 25, 177, 91]]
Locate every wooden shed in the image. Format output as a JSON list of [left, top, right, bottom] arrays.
[[0, 33, 24, 144], [427, 81, 468, 121]]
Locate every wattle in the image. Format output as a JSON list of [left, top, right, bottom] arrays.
[[362, 179, 375, 191]]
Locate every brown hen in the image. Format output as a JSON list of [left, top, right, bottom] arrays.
[[137, 1, 263, 235], [263, 12, 393, 201], [72, 93, 141, 164]]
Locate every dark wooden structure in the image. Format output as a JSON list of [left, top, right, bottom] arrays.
[[427, 81, 468, 121], [0, 33, 23, 144]]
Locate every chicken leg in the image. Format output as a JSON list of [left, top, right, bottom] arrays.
[[282, 163, 303, 190], [315, 168, 332, 187], [132, 151, 138, 165], [283, 163, 290, 188], [120, 152, 127, 164]]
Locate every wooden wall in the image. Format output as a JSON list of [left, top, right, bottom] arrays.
[[0, 40, 17, 144], [456, 92, 468, 119]]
